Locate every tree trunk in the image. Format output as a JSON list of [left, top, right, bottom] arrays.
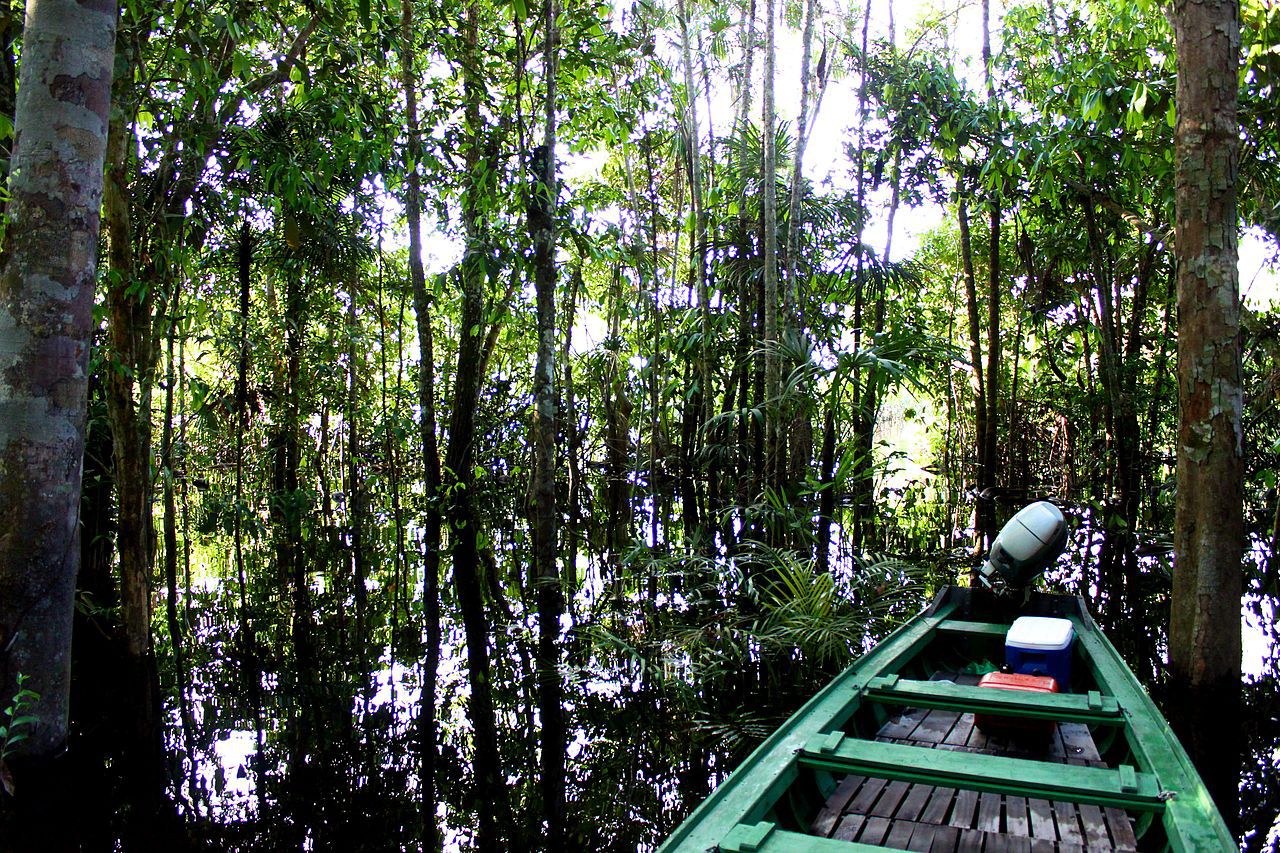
[[528, 0, 566, 843], [1169, 0, 1243, 829], [398, 2, 443, 848], [761, 0, 779, 489], [0, 0, 115, 839], [957, 184, 990, 555], [442, 8, 511, 845], [0, 0, 116, 759]]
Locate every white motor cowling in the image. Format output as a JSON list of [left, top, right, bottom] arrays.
[[978, 501, 1068, 594]]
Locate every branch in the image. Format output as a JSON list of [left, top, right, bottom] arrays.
[[1065, 178, 1172, 246], [217, 15, 319, 127]]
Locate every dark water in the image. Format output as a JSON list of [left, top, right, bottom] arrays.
[[143, 518, 1279, 852]]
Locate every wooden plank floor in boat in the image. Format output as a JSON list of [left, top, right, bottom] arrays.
[[810, 676, 1140, 851]]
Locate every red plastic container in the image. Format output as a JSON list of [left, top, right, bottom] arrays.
[[973, 671, 1060, 740]]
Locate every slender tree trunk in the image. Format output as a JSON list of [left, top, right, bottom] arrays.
[[957, 184, 991, 554], [1169, 0, 1243, 828], [980, 0, 1001, 549], [848, 0, 874, 546], [762, 0, 780, 490], [161, 294, 197, 805], [347, 292, 370, 697], [399, 4, 443, 847], [737, 0, 757, 130], [443, 8, 511, 846], [784, 0, 819, 317], [528, 0, 566, 842]]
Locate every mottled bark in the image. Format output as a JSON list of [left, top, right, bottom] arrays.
[[1169, 0, 1243, 829], [0, 0, 116, 763]]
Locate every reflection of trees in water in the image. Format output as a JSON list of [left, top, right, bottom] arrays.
[[1047, 514, 1280, 850], [101, 514, 1279, 850]]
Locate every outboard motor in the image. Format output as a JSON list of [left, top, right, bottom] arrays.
[[978, 501, 1068, 595]]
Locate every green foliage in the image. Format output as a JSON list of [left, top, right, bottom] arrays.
[[0, 674, 40, 795]]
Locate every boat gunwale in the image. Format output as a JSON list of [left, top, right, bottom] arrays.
[[657, 586, 1236, 853]]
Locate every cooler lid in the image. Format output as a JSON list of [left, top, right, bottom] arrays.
[[1006, 616, 1075, 651]]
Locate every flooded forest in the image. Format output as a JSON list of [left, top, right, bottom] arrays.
[[1, 0, 1279, 850]]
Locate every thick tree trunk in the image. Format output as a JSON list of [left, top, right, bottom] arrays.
[[0, 0, 116, 757], [0, 0, 115, 839], [1169, 0, 1243, 830]]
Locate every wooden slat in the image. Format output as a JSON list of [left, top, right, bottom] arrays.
[[847, 776, 889, 816], [880, 709, 929, 740], [1053, 800, 1085, 847], [905, 822, 937, 851], [1004, 795, 1029, 837], [884, 819, 915, 850], [870, 779, 912, 818], [896, 783, 933, 822], [931, 825, 961, 852], [921, 786, 956, 825], [811, 775, 865, 836], [1028, 839, 1055, 853], [1027, 798, 1056, 839], [984, 835, 1013, 853], [858, 815, 892, 845], [1061, 723, 1102, 762], [910, 708, 963, 746], [943, 714, 976, 748], [1103, 807, 1139, 851], [957, 828, 985, 852], [949, 789, 978, 828], [832, 813, 866, 842], [976, 792, 1003, 832], [1077, 802, 1110, 850]]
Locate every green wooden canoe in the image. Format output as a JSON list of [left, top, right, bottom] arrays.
[[659, 585, 1235, 852]]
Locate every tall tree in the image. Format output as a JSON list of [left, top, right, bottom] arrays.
[[528, 0, 566, 845], [441, 6, 511, 845], [1169, 0, 1244, 828], [0, 0, 116, 815], [398, 1, 443, 846], [762, 0, 780, 488]]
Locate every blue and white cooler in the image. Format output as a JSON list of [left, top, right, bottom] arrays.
[[1005, 616, 1076, 690]]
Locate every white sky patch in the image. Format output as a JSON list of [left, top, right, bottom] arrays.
[[1240, 227, 1280, 311]]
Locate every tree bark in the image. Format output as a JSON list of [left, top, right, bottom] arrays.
[[442, 7, 511, 846], [0, 2, 115, 842], [762, 0, 779, 489], [0, 0, 116, 762], [1169, 0, 1243, 829], [528, 0, 566, 843], [398, 3, 443, 848]]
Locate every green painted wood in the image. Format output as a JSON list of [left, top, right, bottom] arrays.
[[798, 736, 1164, 811], [862, 677, 1123, 724], [659, 587, 1234, 852], [937, 619, 1010, 637], [1066, 611, 1236, 852], [719, 822, 909, 852], [657, 594, 963, 852]]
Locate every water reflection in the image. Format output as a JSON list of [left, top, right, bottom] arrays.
[[116, 515, 1280, 850]]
